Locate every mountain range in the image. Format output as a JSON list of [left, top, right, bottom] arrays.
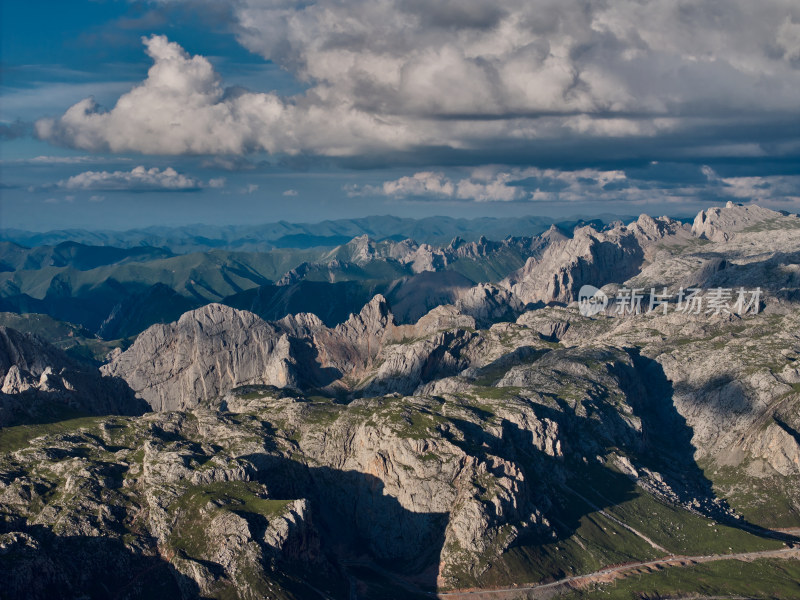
[[0, 214, 624, 254], [1, 202, 799, 599]]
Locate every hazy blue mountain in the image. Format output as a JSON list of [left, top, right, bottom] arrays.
[[0, 241, 173, 272], [0, 228, 558, 337], [1, 214, 630, 253]]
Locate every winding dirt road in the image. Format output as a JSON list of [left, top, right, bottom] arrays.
[[437, 547, 800, 600]]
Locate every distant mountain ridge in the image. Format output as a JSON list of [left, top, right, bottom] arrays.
[[0, 227, 565, 337], [0, 206, 757, 345], [1, 213, 629, 253]]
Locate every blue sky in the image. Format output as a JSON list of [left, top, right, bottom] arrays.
[[3, 0, 800, 231]]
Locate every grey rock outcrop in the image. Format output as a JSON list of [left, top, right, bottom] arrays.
[[502, 224, 646, 305], [692, 201, 780, 242], [453, 283, 524, 325], [101, 303, 299, 411], [0, 326, 146, 425]]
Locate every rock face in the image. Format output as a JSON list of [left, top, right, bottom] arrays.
[[105, 289, 533, 410], [626, 203, 800, 296], [103, 295, 410, 410], [503, 224, 645, 304], [0, 326, 146, 425], [101, 304, 300, 411], [501, 214, 692, 306], [453, 283, 524, 325], [628, 213, 693, 251], [692, 201, 780, 242], [330, 294, 396, 370]]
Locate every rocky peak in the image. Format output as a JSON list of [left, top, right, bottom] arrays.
[[102, 304, 295, 411], [0, 326, 75, 379], [342, 294, 394, 332], [692, 201, 781, 242], [448, 236, 465, 249], [454, 283, 524, 325], [627, 214, 693, 256], [345, 234, 377, 264], [333, 294, 396, 366], [402, 242, 446, 273], [630, 214, 684, 242], [276, 312, 327, 338], [176, 302, 266, 334], [0, 326, 146, 425], [502, 224, 645, 305], [387, 238, 420, 261], [541, 224, 568, 243], [277, 262, 311, 286]]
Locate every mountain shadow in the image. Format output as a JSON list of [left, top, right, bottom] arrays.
[[620, 348, 800, 544], [0, 525, 200, 600], [437, 415, 644, 587], [246, 454, 448, 596]]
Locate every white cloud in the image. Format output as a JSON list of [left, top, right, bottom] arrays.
[[242, 183, 259, 194], [354, 165, 800, 206], [778, 18, 800, 62], [36, 35, 411, 157], [24, 155, 132, 165], [381, 172, 456, 198], [57, 165, 215, 191], [282, 189, 298, 196], [351, 167, 626, 202], [702, 166, 800, 203], [35, 2, 800, 159]]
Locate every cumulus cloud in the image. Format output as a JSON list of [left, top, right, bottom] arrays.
[[702, 166, 800, 204], [380, 172, 456, 198], [352, 165, 800, 205], [35, 35, 410, 156], [282, 189, 298, 196], [35, 1, 800, 161], [57, 165, 217, 191], [350, 167, 626, 202]]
